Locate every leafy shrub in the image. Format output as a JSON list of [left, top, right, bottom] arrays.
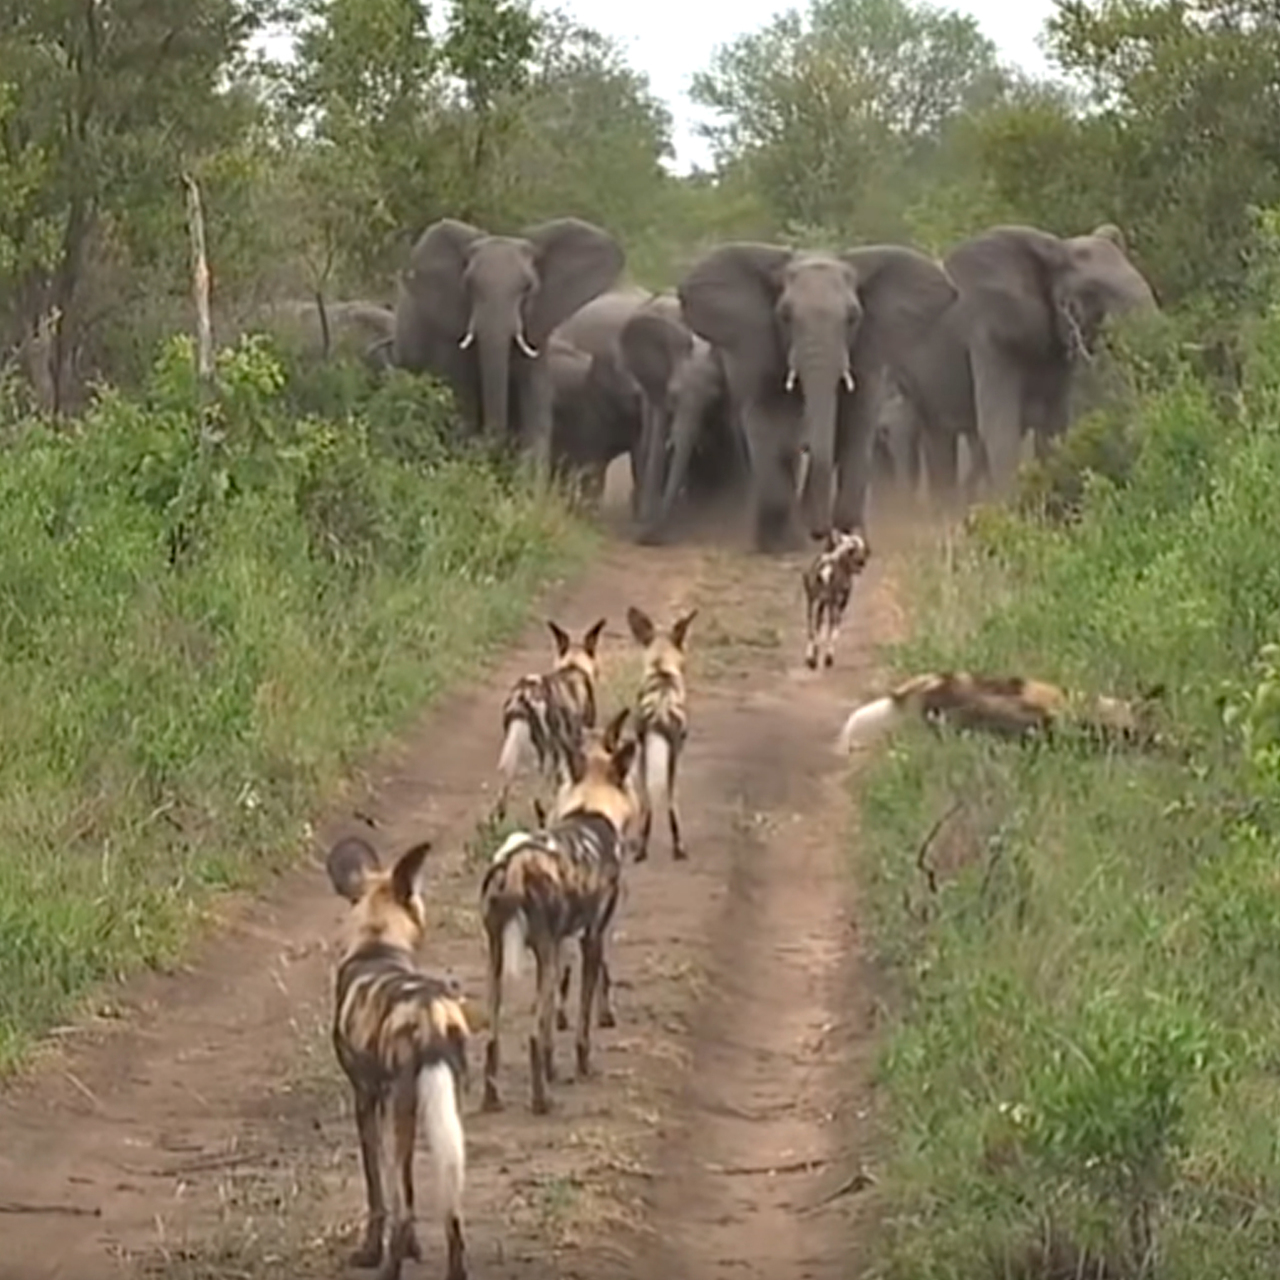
[[0, 334, 590, 1068], [854, 255, 1280, 1277]]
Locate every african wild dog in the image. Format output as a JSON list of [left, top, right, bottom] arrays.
[[479, 706, 639, 1115], [494, 617, 607, 820], [836, 671, 1170, 755], [326, 834, 475, 1280], [803, 528, 870, 671], [626, 604, 696, 862]]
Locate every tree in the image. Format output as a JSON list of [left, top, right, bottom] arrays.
[[0, 0, 267, 407], [691, 0, 1010, 239]]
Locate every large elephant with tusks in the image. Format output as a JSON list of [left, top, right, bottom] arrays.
[[392, 217, 624, 469], [677, 243, 957, 551]]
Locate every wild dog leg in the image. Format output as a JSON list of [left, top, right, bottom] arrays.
[[385, 1073, 423, 1275], [481, 923, 505, 1112], [576, 933, 603, 1079], [596, 894, 619, 1029], [556, 955, 573, 1031], [804, 591, 820, 669], [350, 1088, 386, 1267], [529, 937, 559, 1114]]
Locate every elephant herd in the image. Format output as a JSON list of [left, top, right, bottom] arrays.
[[252, 216, 1159, 552]]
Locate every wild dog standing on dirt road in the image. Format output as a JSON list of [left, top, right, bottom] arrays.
[[803, 528, 870, 670], [494, 617, 607, 820], [326, 835, 473, 1280], [836, 671, 1168, 753], [626, 604, 697, 862], [479, 706, 638, 1115]]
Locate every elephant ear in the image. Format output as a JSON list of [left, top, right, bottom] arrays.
[[523, 219, 625, 344], [678, 243, 793, 383], [401, 218, 486, 342], [620, 309, 692, 402], [841, 246, 959, 373]]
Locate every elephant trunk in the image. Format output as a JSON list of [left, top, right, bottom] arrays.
[[475, 326, 512, 440], [790, 341, 850, 536]]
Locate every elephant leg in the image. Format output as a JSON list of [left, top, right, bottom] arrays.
[[650, 402, 705, 543], [521, 361, 555, 482], [830, 387, 877, 535], [919, 422, 959, 509], [742, 402, 798, 553], [970, 339, 1026, 498]]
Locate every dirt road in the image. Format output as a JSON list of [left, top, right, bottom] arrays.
[[0, 484, 913, 1280]]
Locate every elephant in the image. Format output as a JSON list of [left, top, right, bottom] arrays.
[[243, 298, 396, 373], [894, 223, 1158, 504], [551, 286, 656, 513], [618, 293, 748, 543], [545, 335, 646, 507], [391, 217, 624, 468], [676, 243, 959, 551]]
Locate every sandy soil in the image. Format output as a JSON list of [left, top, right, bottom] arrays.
[[0, 466, 925, 1280]]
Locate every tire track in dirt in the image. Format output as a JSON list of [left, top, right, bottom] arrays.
[[0, 479, 912, 1280]]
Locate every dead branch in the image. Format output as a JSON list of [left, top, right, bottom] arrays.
[[0, 1200, 101, 1216], [916, 799, 964, 895], [181, 172, 214, 386]]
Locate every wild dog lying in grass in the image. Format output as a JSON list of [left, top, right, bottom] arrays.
[[802, 528, 870, 670], [494, 616, 607, 820], [626, 604, 697, 862], [837, 671, 1168, 754], [326, 835, 474, 1280], [479, 706, 638, 1114]]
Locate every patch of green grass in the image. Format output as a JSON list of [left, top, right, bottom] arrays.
[[0, 334, 595, 1071], [852, 307, 1280, 1278]]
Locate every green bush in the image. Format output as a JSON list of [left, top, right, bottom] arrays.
[[0, 334, 592, 1069], [854, 300, 1280, 1276]]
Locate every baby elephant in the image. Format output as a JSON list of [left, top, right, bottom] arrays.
[[802, 529, 870, 670]]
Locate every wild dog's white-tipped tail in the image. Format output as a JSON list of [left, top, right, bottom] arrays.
[[643, 731, 671, 810], [497, 718, 533, 781], [419, 1061, 465, 1219], [501, 912, 527, 981], [837, 695, 902, 753]]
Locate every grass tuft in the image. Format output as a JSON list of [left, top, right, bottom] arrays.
[[852, 309, 1280, 1277], [0, 333, 594, 1072]]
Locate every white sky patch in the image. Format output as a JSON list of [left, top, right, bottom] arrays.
[[254, 0, 1057, 173]]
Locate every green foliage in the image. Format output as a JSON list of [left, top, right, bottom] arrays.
[[853, 247, 1280, 1277], [0, 334, 589, 1068], [691, 0, 1010, 240]]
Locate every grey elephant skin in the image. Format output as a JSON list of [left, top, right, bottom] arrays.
[[676, 243, 958, 552], [551, 287, 653, 508], [242, 299, 396, 373], [895, 223, 1158, 503], [621, 293, 747, 545], [392, 217, 624, 468], [545, 334, 645, 505]]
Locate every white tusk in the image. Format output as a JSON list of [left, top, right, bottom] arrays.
[[458, 328, 475, 350], [785, 368, 798, 392], [516, 331, 539, 359], [842, 369, 856, 391]]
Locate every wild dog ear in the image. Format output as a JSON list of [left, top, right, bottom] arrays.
[[817, 527, 838, 551], [611, 735, 639, 786], [327, 835, 381, 903], [1139, 681, 1167, 703], [671, 608, 698, 650], [389, 839, 433, 906], [547, 620, 572, 657], [603, 705, 631, 750], [626, 605, 656, 646], [582, 616, 607, 658], [532, 797, 548, 827]]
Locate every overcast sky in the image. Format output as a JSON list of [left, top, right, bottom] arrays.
[[562, 0, 1058, 170], [261, 0, 1057, 172]]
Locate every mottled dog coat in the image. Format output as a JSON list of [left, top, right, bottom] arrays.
[[626, 604, 697, 862], [480, 707, 638, 1115], [837, 671, 1169, 754], [803, 528, 870, 671], [327, 835, 474, 1280], [494, 617, 607, 819]]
